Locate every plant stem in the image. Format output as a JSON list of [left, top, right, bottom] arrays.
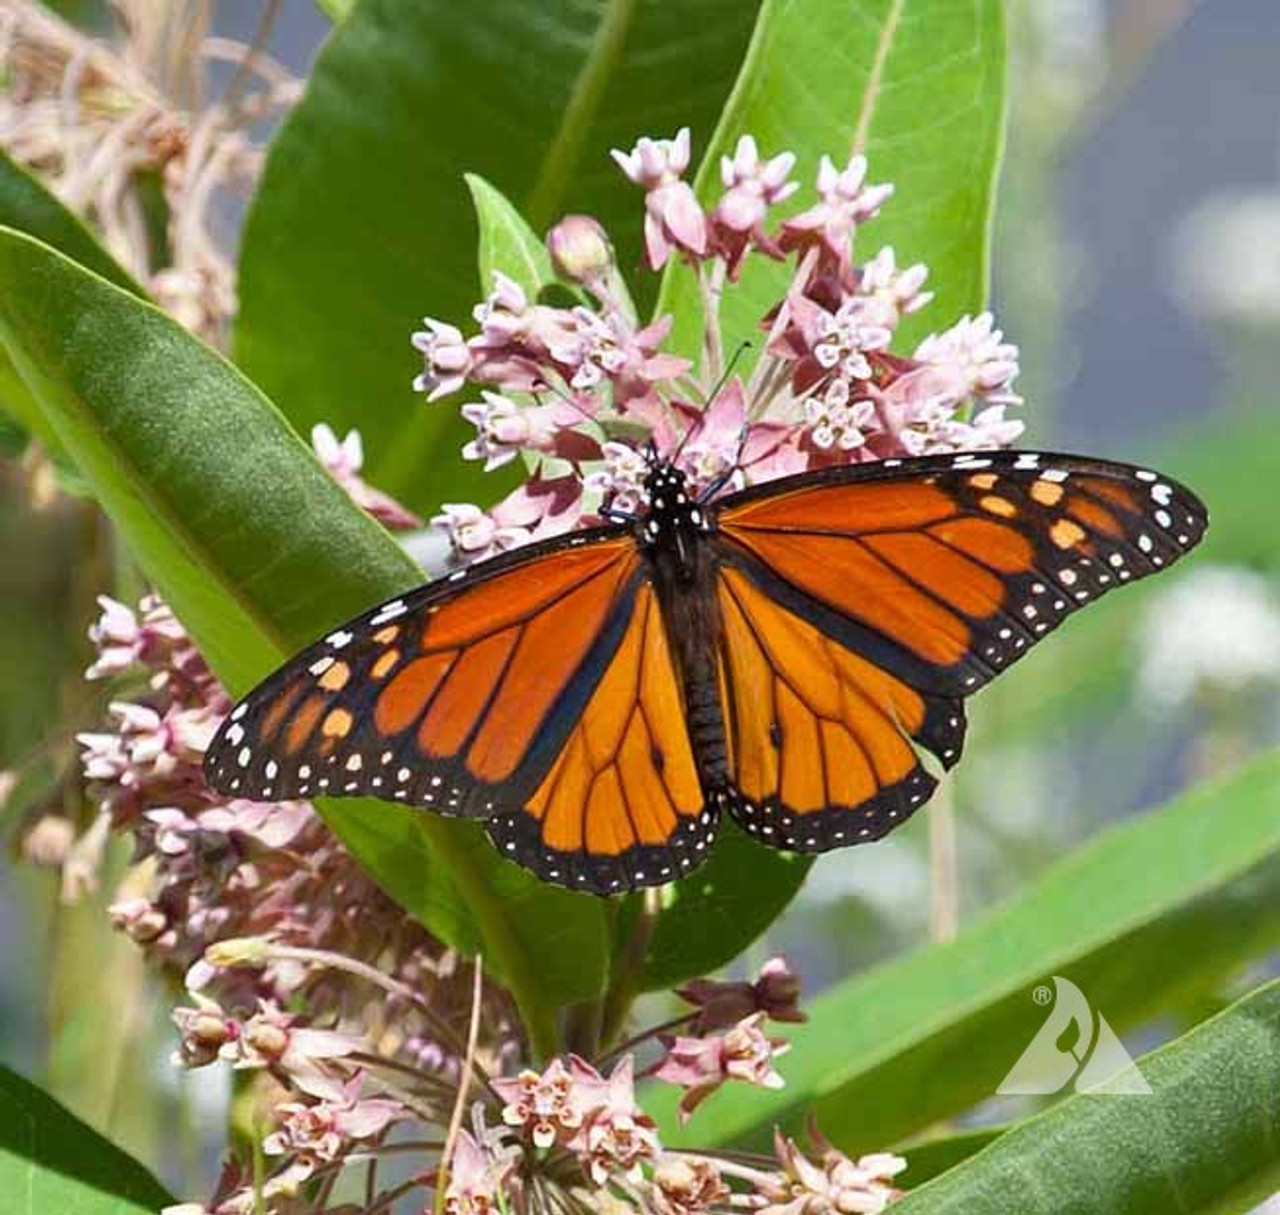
[[598, 887, 661, 1050]]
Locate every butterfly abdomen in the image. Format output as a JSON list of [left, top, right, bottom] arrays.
[[685, 675, 728, 785]]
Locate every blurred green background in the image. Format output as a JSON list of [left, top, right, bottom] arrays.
[[2, 0, 1279, 1198]]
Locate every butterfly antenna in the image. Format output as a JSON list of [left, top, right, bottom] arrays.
[[670, 340, 753, 464]]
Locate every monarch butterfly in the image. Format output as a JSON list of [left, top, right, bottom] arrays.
[[204, 449, 1207, 896]]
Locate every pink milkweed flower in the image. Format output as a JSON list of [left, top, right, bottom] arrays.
[[430, 503, 528, 564], [493, 1056, 596, 1149], [86, 594, 186, 680], [650, 1155, 730, 1214], [677, 955, 807, 1035], [310, 424, 422, 530], [471, 271, 531, 344], [780, 154, 894, 289], [912, 311, 1023, 408], [803, 381, 877, 454], [855, 246, 933, 330], [263, 1074, 404, 1173], [711, 135, 797, 278], [460, 391, 560, 470], [664, 379, 806, 499], [412, 317, 474, 400], [612, 128, 708, 269], [220, 1000, 361, 1093], [443, 1129, 516, 1215], [812, 300, 893, 383], [576, 1056, 661, 1185], [652, 1011, 789, 1121], [755, 1126, 906, 1215]]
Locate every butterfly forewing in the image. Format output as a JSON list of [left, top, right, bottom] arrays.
[[204, 530, 644, 816]]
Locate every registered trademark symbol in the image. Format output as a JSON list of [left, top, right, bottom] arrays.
[[1033, 984, 1052, 1006]]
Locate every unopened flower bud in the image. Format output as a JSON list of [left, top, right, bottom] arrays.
[[204, 936, 271, 968], [548, 215, 615, 287], [243, 1019, 290, 1061]]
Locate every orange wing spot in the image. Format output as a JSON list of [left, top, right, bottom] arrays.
[[371, 649, 400, 679], [585, 769, 632, 855], [1066, 495, 1122, 538], [425, 542, 634, 649], [375, 652, 454, 736], [282, 694, 325, 755], [775, 682, 825, 813], [819, 721, 876, 807], [722, 479, 957, 533], [259, 680, 305, 744], [725, 536, 969, 665], [1079, 478, 1139, 512], [1050, 518, 1087, 550], [980, 495, 1018, 519], [861, 533, 1005, 621], [420, 628, 520, 758], [968, 473, 999, 490], [1030, 479, 1065, 507], [318, 661, 350, 691], [465, 554, 639, 783], [373, 625, 400, 645], [929, 517, 1034, 573], [322, 707, 353, 739]]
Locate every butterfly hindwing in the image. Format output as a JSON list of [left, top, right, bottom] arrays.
[[487, 583, 716, 894], [204, 531, 644, 816]]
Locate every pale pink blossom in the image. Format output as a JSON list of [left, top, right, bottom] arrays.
[[460, 391, 560, 470], [754, 1127, 906, 1215], [412, 317, 474, 400], [653, 1012, 789, 1120], [712, 135, 797, 276], [311, 424, 422, 530], [780, 154, 894, 287], [493, 1056, 594, 1149], [913, 311, 1022, 408], [443, 1129, 515, 1215], [650, 1155, 730, 1214], [547, 214, 616, 288], [804, 382, 877, 453], [430, 502, 527, 564], [577, 1056, 661, 1185], [263, 1075, 404, 1172], [856, 246, 932, 329], [612, 128, 708, 268]]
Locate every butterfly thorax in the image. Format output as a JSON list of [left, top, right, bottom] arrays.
[[640, 463, 713, 580], [639, 462, 728, 788]]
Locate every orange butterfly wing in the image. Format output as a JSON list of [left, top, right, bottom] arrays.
[[711, 451, 1207, 847], [486, 583, 714, 893], [205, 531, 647, 815]]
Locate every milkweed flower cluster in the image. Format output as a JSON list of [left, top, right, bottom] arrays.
[[414, 128, 1023, 564]]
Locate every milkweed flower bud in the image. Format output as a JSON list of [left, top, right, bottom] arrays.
[[548, 214, 616, 287]]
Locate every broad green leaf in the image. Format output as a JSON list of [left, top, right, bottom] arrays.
[[898, 1127, 1005, 1189], [0, 151, 141, 452], [233, 0, 758, 513], [636, 818, 811, 991], [0, 1063, 173, 1215], [650, 749, 1280, 1148], [0, 228, 609, 1043], [896, 981, 1280, 1214], [655, 0, 1007, 363], [466, 175, 558, 302]]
